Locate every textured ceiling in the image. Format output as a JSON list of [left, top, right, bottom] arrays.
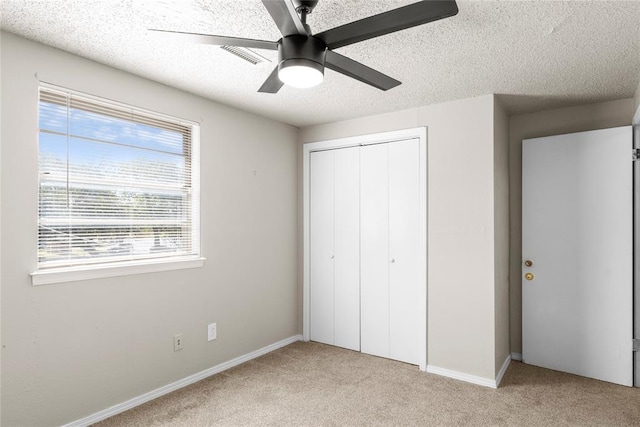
[[1, 0, 639, 127]]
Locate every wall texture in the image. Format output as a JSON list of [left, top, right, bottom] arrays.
[[300, 94, 509, 382], [635, 72, 640, 109], [507, 98, 635, 356], [493, 99, 510, 374], [635, 77, 640, 124], [1, 32, 299, 426]]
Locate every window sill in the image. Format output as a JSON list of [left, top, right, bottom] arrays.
[[31, 257, 206, 286]]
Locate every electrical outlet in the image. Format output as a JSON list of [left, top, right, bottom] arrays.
[[174, 333, 183, 351], [208, 323, 217, 341]]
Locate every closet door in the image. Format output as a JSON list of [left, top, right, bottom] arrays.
[[334, 147, 360, 351], [360, 143, 391, 358], [361, 139, 420, 364], [310, 150, 335, 345], [388, 139, 420, 364], [310, 148, 360, 350]]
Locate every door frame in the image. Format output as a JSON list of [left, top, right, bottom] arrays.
[[635, 123, 640, 388], [302, 127, 428, 371]]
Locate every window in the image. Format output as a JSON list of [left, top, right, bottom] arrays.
[[34, 85, 201, 284]]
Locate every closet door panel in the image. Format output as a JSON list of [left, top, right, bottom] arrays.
[[334, 147, 361, 351], [310, 150, 335, 345], [360, 143, 390, 358], [388, 139, 420, 365]]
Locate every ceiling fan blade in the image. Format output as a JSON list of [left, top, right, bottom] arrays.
[[261, 0, 309, 37], [325, 50, 401, 91], [315, 0, 458, 50], [148, 29, 278, 50], [258, 66, 285, 93]]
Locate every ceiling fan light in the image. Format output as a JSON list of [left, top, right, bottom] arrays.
[[278, 59, 324, 88]]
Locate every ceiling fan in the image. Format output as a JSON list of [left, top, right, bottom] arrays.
[[149, 0, 458, 93]]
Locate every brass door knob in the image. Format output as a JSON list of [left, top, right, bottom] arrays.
[[525, 273, 534, 281], [524, 260, 533, 267]]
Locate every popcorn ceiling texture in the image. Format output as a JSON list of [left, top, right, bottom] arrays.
[[1, 0, 639, 127]]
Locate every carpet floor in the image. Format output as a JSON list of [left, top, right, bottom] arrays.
[[96, 341, 640, 426]]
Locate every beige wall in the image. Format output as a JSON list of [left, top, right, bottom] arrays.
[[1, 32, 299, 426], [300, 94, 507, 381], [493, 99, 510, 373], [635, 77, 640, 124], [507, 98, 635, 355]]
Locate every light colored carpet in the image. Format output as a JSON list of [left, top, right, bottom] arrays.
[[96, 341, 640, 426]]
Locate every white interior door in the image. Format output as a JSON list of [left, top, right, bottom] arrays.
[[310, 150, 335, 345], [360, 143, 390, 359], [361, 140, 420, 364], [310, 148, 360, 350], [333, 147, 360, 351], [522, 126, 633, 386], [389, 139, 420, 364]]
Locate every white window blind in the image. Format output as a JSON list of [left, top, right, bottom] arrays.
[[37, 85, 200, 271]]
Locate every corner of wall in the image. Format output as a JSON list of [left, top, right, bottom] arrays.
[[492, 96, 510, 377], [296, 129, 304, 335], [634, 82, 640, 125]]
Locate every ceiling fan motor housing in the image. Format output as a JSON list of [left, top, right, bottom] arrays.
[[292, 0, 319, 14], [278, 35, 327, 76]]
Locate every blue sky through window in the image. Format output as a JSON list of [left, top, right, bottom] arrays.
[[37, 95, 196, 266], [39, 101, 185, 154], [39, 102, 186, 187]]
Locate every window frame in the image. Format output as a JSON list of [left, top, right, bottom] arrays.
[[32, 83, 204, 286]]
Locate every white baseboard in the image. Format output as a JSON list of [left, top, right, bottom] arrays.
[[63, 335, 303, 427], [426, 365, 498, 389], [511, 352, 523, 361], [495, 354, 511, 387], [427, 354, 512, 389]]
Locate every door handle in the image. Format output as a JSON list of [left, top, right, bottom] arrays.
[[525, 273, 534, 281]]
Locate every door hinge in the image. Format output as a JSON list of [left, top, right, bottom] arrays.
[[633, 339, 640, 351], [633, 149, 640, 161]]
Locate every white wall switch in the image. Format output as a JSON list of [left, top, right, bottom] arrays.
[[208, 323, 217, 341], [174, 333, 183, 351]]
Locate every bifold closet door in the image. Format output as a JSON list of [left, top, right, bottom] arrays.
[[309, 148, 360, 351], [310, 150, 334, 345], [361, 139, 420, 365], [360, 143, 390, 359], [388, 139, 420, 364], [333, 148, 360, 350]]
